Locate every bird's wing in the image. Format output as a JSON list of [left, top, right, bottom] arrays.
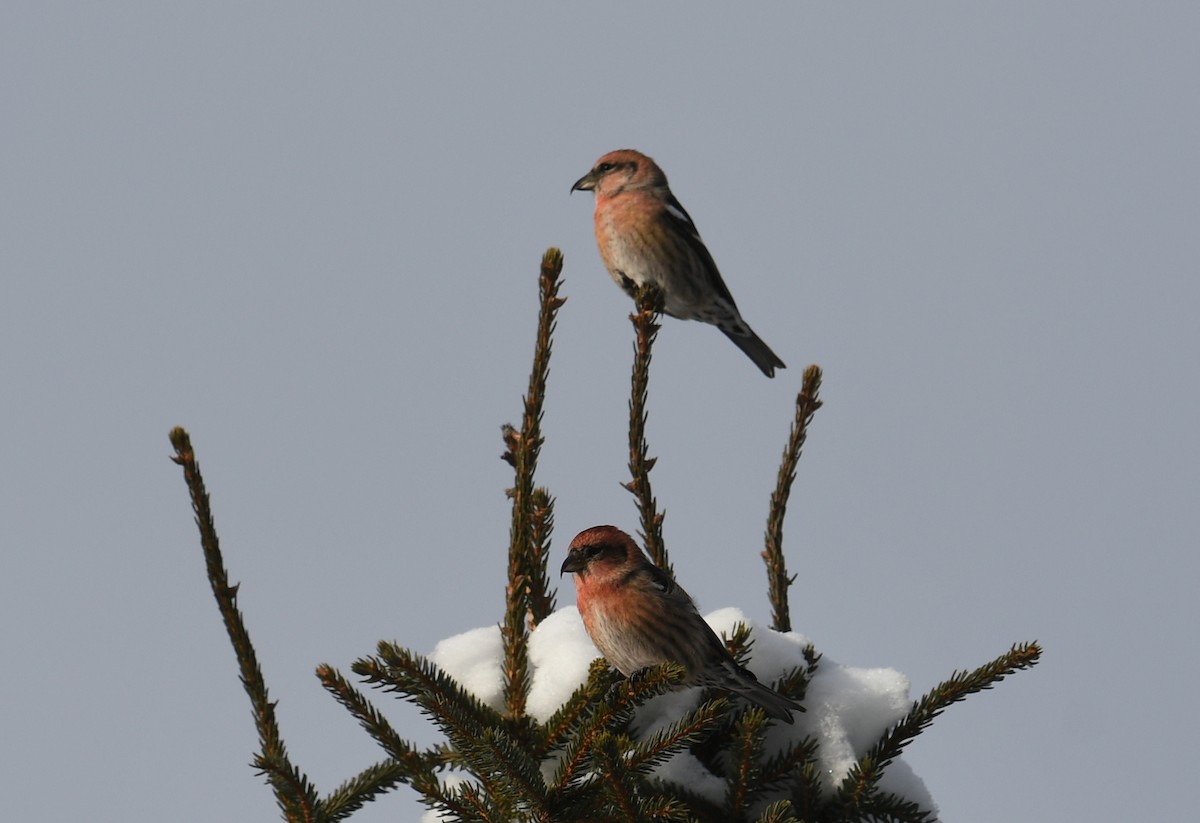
[[661, 192, 740, 309]]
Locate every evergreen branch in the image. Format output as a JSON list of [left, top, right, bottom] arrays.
[[603, 661, 691, 719], [316, 663, 420, 764], [458, 727, 551, 819], [626, 697, 729, 773], [777, 643, 821, 706], [624, 284, 670, 576], [793, 757, 825, 821], [320, 760, 410, 822], [647, 779, 730, 823], [414, 677, 543, 818], [727, 708, 769, 819], [758, 735, 819, 790], [687, 696, 744, 779], [444, 781, 502, 823], [723, 622, 755, 665], [547, 782, 614, 823], [803, 643, 822, 671], [552, 662, 687, 790], [358, 643, 551, 818], [636, 797, 700, 822], [772, 662, 813, 706], [594, 732, 642, 823], [762, 365, 823, 633], [540, 660, 620, 757], [526, 486, 557, 626], [251, 751, 322, 823], [834, 641, 1042, 811], [755, 799, 800, 823], [169, 428, 319, 823], [552, 698, 636, 791], [354, 642, 501, 745], [423, 742, 465, 772], [315, 662, 461, 814], [499, 565, 533, 720], [501, 248, 567, 717], [854, 789, 938, 823], [761, 641, 822, 729]]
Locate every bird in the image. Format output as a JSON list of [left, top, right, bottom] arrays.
[[571, 149, 786, 377], [560, 525, 803, 723]]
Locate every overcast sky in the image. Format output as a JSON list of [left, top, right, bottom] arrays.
[[3, 3, 1197, 821]]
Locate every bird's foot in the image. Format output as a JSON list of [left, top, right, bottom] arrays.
[[604, 667, 654, 704]]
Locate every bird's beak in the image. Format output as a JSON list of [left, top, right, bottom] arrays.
[[570, 172, 597, 194], [560, 551, 585, 575]]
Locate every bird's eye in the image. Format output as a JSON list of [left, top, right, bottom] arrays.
[[597, 162, 615, 173], [584, 545, 603, 559]]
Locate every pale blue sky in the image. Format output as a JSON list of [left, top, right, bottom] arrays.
[[3, 3, 1196, 820]]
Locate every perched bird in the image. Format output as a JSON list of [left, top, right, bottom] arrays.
[[571, 149, 786, 377], [560, 525, 803, 723]]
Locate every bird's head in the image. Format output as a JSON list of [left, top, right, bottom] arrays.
[[560, 525, 638, 579], [571, 149, 665, 198]]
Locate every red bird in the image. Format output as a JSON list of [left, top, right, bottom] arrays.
[[571, 149, 786, 378], [560, 525, 802, 723]]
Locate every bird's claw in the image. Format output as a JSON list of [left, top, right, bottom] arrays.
[[627, 667, 652, 688], [603, 668, 653, 705]]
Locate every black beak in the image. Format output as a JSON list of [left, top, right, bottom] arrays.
[[570, 172, 597, 194], [560, 551, 585, 575]]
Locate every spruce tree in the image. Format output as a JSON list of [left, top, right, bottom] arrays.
[[171, 248, 1040, 822]]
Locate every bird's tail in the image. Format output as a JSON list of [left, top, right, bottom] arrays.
[[721, 326, 786, 378], [731, 674, 804, 723], [708, 659, 804, 723]]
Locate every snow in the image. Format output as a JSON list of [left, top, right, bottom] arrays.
[[428, 625, 506, 712], [424, 606, 936, 819], [525, 606, 599, 720]]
